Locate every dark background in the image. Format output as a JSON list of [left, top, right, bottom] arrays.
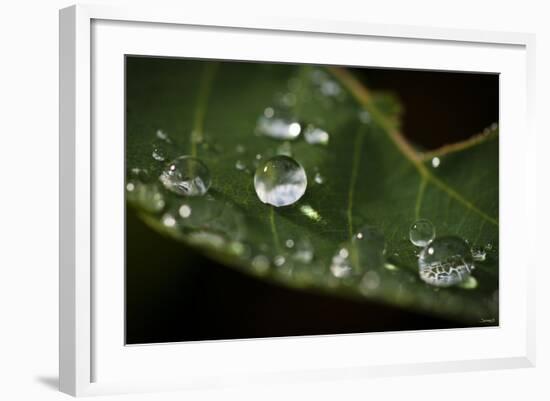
[[126, 63, 499, 344]]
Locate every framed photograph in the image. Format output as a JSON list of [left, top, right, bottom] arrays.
[[59, 4, 536, 396]]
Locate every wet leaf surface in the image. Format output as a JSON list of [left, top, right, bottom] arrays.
[[126, 58, 498, 324]]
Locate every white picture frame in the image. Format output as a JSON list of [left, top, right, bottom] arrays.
[[59, 4, 536, 397]]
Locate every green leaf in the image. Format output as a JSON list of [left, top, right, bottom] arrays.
[[126, 57, 498, 324]]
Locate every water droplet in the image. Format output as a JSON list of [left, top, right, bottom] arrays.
[[256, 112, 301, 140], [292, 237, 314, 263], [252, 254, 270, 274], [330, 246, 353, 278], [179, 204, 192, 218], [431, 157, 441, 168], [162, 213, 177, 228], [303, 125, 329, 145], [263, 107, 275, 118], [254, 155, 307, 207], [187, 231, 226, 249], [360, 271, 381, 293], [160, 156, 212, 196], [152, 144, 167, 162], [384, 263, 398, 271], [320, 80, 341, 97], [274, 255, 286, 267], [156, 129, 171, 143], [485, 243, 493, 251], [285, 239, 295, 249], [418, 236, 474, 287], [458, 275, 478, 290], [235, 144, 246, 154], [126, 182, 165, 213], [314, 172, 324, 185], [471, 246, 487, 262], [409, 219, 436, 247], [235, 160, 246, 171], [299, 204, 322, 222], [358, 110, 371, 124]]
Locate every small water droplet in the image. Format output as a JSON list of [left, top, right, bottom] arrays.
[[256, 113, 301, 140], [187, 231, 226, 249], [358, 109, 371, 124], [264, 107, 275, 118], [320, 80, 341, 97], [418, 236, 474, 287], [303, 125, 329, 145], [274, 255, 286, 267], [292, 237, 314, 264], [485, 243, 493, 251], [178, 204, 192, 218], [314, 172, 324, 185], [299, 204, 322, 222], [459, 275, 478, 290], [285, 239, 295, 249], [471, 246, 487, 262], [330, 246, 353, 278], [235, 144, 246, 154], [384, 263, 398, 271], [254, 155, 307, 207], [152, 145, 167, 162], [409, 219, 436, 247], [162, 213, 177, 228], [431, 157, 441, 168], [235, 160, 246, 171], [160, 156, 212, 196], [360, 271, 381, 293], [156, 129, 171, 143], [252, 254, 270, 274]]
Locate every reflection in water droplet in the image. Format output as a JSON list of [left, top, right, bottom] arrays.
[[254, 155, 307, 207], [303, 125, 329, 145], [471, 247, 487, 262], [418, 236, 474, 287], [432, 157, 441, 168], [314, 172, 324, 185], [409, 219, 436, 247], [257, 113, 301, 140], [160, 156, 211, 196]]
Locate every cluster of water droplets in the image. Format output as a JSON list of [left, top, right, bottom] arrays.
[[408, 218, 493, 288]]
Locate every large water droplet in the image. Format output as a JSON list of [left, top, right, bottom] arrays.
[[256, 111, 301, 140], [409, 219, 436, 247], [303, 124, 329, 145], [254, 155, 307, 207], [418, 236, 474, 287], [159, 156, 211, 196]]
